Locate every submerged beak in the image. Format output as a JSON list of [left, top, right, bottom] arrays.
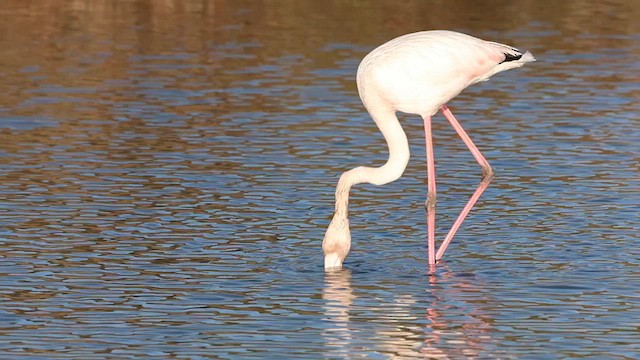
[[324, 253, 344, 270]]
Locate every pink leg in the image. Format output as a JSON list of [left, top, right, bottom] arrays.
[[436, 105, 494, 261], [423, 115, 436, 266]]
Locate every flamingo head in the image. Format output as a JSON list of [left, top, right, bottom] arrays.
[[322, 216, 351, 270]]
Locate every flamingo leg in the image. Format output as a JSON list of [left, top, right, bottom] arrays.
[[436, 105, 494, 261], [422, 115, 437, 266]]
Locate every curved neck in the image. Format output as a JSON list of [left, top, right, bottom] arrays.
[[333, 105, 410, 219]]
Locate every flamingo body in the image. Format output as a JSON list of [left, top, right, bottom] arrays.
[[323, 30, 535, 269], [358, 31, 534, 117]]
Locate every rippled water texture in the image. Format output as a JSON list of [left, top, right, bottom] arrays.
[[1, 1, 639, 358]]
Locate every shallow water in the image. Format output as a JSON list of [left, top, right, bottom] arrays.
[[1, 0, 639, 358]]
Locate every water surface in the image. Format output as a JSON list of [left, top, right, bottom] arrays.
[[0, 0, 639, 358]]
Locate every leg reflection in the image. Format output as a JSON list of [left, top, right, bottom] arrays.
[[423, 267, 496, 358]]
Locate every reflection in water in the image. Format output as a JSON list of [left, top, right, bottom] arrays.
[[422, 271, 494, 359], [322, 269, 497, 358], [322, 270, 355, 358], [375, 293, 425, 358]]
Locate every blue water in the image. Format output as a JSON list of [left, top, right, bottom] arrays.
[[0, 1, 639, 358]]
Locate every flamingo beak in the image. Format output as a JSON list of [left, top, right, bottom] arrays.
[[324, 253, 344, 269]]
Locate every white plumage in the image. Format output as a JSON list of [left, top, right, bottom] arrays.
[[357, 30, 535, 117]]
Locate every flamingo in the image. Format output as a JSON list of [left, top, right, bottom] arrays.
[[323, 30, 535, 270]]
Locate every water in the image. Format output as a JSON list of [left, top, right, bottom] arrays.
[[1, 0, 639, 358]]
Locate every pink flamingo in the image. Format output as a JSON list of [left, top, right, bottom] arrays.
[[323, 30, 535, 269]]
